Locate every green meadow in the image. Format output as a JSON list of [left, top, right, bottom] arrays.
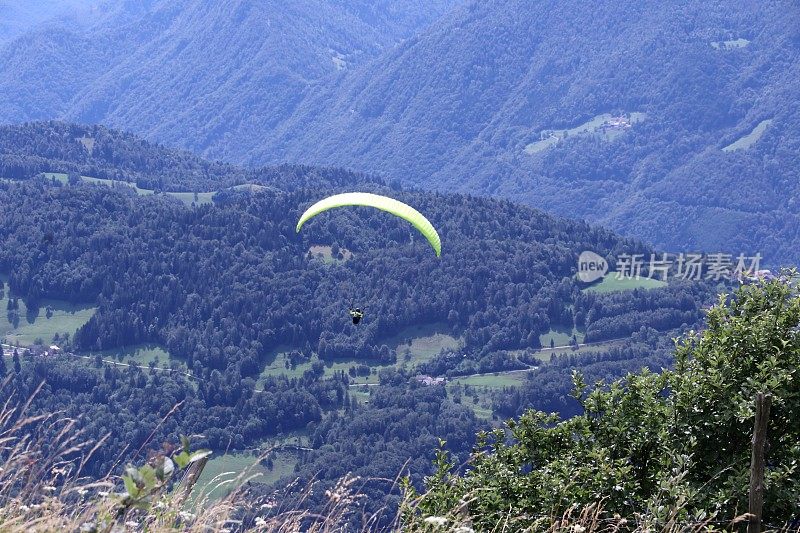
[[1, 275, 96, 346], [525, 112, 646, 154], [723, 119, 772, 152], [582, 272, 667, 294], [258, 323, 461, 386], [41, 173, 215, 205], [81, 343, 185, 369], [539, 326, 585, 348], [448, 371, 530, 420], [191, 450, 298, 503]]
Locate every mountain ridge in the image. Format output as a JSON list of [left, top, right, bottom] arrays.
[[1, 0, 799, 263]]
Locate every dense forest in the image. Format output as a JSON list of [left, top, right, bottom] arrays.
[[0, 125, 721, 518], [0, 122, 382, 192], [0, 0, 459, 154], [255, 0, 800, 264], [1, 3, 797, 263]]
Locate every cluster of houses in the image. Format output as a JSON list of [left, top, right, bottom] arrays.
[[537, 115, 633, 142], [6, 344, 62, 357], [604, 115, 632, 129], [414, 374, 447, 386]]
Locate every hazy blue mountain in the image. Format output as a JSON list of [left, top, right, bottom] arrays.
[[259, 0, 800, 264], [1, 0, 799, 264], [0, 0, 101, 45], [0, 0, 460, 154]]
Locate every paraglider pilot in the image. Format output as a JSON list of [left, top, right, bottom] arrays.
[[349, 307, 364, 325]]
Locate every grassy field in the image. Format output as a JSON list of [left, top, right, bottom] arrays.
[[524, 112, 646, 154], [83, 176, 216, 205], [308, 245, 352, 264], [582, 272, 667, 294], [387, 323, 461, 363], [42, 172, 71, 184], [723, 119, 772, 152], [1, 275, 96, 346], [530, 337, 627, 362], [191, 430, 310, 503], [539, 326, 584, 348], [258, 323, 461, 386], [711, 38, 750, 50], [450, 371, 529, 388], [448, 371, 531, 420], [191, 450, 298, 503], [81, 343, 182, 368], [41, 174, 216, 206]]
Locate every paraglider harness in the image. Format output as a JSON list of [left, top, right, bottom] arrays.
[[349, 307, 364, 325]]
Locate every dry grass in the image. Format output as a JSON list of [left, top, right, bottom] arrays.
[[1, 379, 797, 532]]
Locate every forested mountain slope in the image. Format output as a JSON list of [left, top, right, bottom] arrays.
[[0, 0, 459, 156], [0, 0, 98, 45], [4, 1, 797, 264], [0, 121, 380, 191], [0, 124, 720, 521], [261, 0, 800, 264]]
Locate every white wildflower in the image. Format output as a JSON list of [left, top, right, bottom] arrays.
[[179, 511, 195, 522], [454, 527, 475, 533], [254, 516, 267, 527], [423, 516, 448, 527], [19, 505, 29, 513], [42, 485, 57, 493], [572, 526, 586, 533], [98, 491, 109, 497], [125, 520, 138, 528]]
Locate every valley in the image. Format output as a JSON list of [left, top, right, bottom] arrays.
[[0, 1, 796, 525]]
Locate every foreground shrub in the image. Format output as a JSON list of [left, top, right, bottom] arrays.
[[405, 276, 800, 531]]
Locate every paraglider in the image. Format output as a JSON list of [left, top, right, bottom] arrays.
[[295, 192, 441, 257], [297, 192, 441, 325], [348, 307, 364, 325]]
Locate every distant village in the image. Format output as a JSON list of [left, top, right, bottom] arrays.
[[538, 114, 634, 142], [1, 341, 62, 358], [414, 374, 447, 386]]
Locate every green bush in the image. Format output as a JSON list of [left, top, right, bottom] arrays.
[[406, 275, 800, 530]]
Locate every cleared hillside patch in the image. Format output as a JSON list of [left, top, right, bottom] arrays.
[[524, 112, 646, 154], [723, 119, 772, 152], [1, 276, 96, 346], [191, 450, 297, 503], [711, 38, 750, 50], [531, 338, 627, 362], [448, 371, 530, 419], [258, 323, 461, 385], [40, 173, 217, 205], [539, 326, 585, 347], [81, 343, 181, 368], [582, 272, 667, 293], [308, 245, 352, 264]]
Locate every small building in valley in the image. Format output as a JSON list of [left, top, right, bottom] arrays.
[[415, 374, 447, 386]]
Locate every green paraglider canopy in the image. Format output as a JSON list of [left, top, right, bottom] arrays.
[[296, 192, 441, 257]]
